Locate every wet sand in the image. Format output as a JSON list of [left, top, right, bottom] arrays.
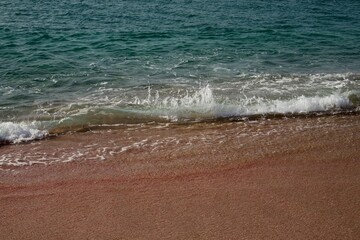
[[1, 115, 360, 239]]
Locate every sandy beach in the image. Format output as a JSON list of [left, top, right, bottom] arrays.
[[1, 114, 360, 239], [1, 0, 360, 239]]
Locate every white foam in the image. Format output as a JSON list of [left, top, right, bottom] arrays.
[[239, 93, 353, 115], [0, 121, 48, 144], [131, 85, 212, 106], [21, 72, 358, 126], [131, 85, 355, 120]]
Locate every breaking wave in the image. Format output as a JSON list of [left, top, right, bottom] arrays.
[[1, 83, 359, 143], [129, 84, 357, 120], [0, 122, 48, 144]]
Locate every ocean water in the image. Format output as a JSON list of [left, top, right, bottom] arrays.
[[1, 0, 360, 143]]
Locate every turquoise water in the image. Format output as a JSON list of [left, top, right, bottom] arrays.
[[1, 0, 360, 142]]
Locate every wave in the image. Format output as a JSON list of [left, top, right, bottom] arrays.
[[0, 121, 48, 144], [1, 83, 359, 144], [53, 84, 359, 123], [129, 84, 357, 120], [236, 93, 354, 115]]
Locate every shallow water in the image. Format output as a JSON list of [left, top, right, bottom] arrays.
[[1, 0, 360, 143], [0, 114, 359, 168]]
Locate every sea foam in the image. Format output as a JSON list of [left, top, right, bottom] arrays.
[[133, 85, 356, 120], [0, 122, 48, 144], [240, 93, 353, 115]]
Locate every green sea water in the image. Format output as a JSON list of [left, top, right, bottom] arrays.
[[0, 0, 360, 142]]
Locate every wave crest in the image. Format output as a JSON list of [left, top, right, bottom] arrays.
[[0, 122, 48, 144], [129, 85, 356, 120]]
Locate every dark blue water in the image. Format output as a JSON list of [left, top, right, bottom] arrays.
[[1, 0, 360, 142]]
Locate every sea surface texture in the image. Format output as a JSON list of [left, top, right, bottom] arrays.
[[1, 0, 360, 143]]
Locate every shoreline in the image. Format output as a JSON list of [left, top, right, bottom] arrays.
[[1, 114, 360, 239]]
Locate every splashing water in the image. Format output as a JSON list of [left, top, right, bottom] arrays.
[[0, 122, 48, 144]]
